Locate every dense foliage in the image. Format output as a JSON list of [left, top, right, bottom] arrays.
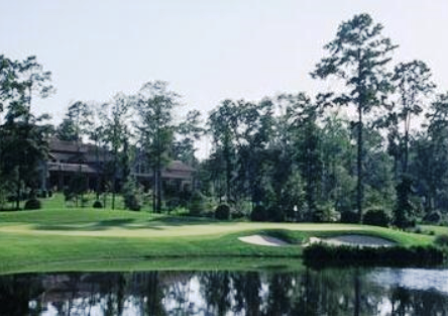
[[1, 13, 448, 229]]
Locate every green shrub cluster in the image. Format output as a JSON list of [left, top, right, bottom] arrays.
[[362, 209, 390, 227], [24, 199, 41, 210], [250, 205, 267, 222], [340, 211, 359, 223], [423, 211, 442, 224], [215, 204, 230, 220], [303, 243, 444, 267], [92, 200, 103, 208], [434, 234, 448, 247]]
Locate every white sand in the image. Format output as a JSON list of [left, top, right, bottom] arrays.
[[307, 234, 395, 248], [239, 234, 396, 248], [238, 235, 289, 247]]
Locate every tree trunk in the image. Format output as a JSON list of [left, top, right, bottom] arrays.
[[357, 103, 363, 221]]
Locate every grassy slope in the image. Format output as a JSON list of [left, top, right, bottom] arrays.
[[0, 197, 437, 273]]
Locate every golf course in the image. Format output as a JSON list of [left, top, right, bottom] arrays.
[[0, 195, 444, 275]]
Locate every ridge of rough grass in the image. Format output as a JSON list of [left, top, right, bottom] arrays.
[[0, 258, 305, 275]]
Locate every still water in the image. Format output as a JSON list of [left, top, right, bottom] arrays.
[[1, 267, 447, 315]]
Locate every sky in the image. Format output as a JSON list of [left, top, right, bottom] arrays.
[[2, 0, 448, 156]]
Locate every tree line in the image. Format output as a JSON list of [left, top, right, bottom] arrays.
[[1, 13, 448, 227]]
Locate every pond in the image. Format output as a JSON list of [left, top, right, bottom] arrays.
[[1, 267, 447, 315]]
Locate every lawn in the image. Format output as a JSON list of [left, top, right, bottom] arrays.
[[0, 195, 438, 274]]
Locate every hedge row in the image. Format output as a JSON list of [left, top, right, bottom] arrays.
[[303, 243, 444, 267]]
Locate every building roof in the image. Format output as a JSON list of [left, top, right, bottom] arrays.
[[47, 138, 194, 180], [47, 162, 97, 174], [49, 138, 87, 153]]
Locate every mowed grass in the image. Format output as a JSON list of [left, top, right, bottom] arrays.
[[0, 196, 437, 274]]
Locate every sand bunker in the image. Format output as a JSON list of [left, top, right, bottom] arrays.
[[239, 233, 395, 248], [308, 234, 395, 248], [238, 235, 289, 247]]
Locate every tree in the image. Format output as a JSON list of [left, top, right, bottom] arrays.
[[208, 100, 237, 204], [135, 81, 179, 212], [279, 93, 322, 220], [417, 92, 448, 212], [0, 55, 54, 209], [311, 13, 397, 219], [100, 93, 132, 210], [392, 60, 435, 173], [17, 56, 55, 112], [173, 110, 204, 166]]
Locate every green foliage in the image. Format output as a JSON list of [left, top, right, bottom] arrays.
[[24, 199, 41, 210], [303, 244, 444, 267], [215, 204, 230, 220], [340, 211, 359, 224], [312, 13, 397, 219], [313, 204, 340, 223], [92, 200, 103, 209], [122, 179, 142, 211], [423, 211, 442, 224], [188, 191, 206, 216], [434, 234, 448, 247], [250, 205, 267, 222], [363, 209, 391, 227], [394, 175, 415, 228], [267, 206, 285, 222]]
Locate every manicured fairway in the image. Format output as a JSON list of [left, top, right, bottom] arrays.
[[0, 207, 436, 274]]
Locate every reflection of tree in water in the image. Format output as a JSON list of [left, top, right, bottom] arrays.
[[0, 269, 447, 315], [0, 274, 44, 315], [391, 287, 448, 316], [233, 272, 262, 316], [200, 271, 232, 316]]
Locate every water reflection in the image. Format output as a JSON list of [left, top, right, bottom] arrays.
[[0, 268, 447, 315]]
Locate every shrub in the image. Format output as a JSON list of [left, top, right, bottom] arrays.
[[267, 206, 284, 222], [231, 210, 246, 219], [434, 234, 448, 247], [24, 199, 41, 210], [340, 211, 359, 224], [303, 243, 444, 267], [313, 205, 340, 223], [189, 191, 206, 216], [423, 211, 442, 224], [123, 179, 142, 211], [251, 205, 267, 222], [363, 209, 390, 227], [92, 200, 103, 208], [215, 204, 230, 220]]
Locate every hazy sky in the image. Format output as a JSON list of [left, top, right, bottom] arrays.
[[2, 0, 448, 128]]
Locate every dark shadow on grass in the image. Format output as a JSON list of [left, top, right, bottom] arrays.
[[146, 215, 220, 226], [31, 215, 229, 232], [33, 218, 164, 231]]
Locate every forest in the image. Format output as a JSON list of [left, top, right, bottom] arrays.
[[1, 13, 448, 229]]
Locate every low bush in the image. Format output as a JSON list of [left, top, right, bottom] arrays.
[[231, 210, 246, 219], [340, 211, 359, 224], [303, 243, 444, 267], [363, 209, 390, 227], [423, 211, 442, 224], [24, 199, 41, 210], [267, 206, 284, 222], [188, 191, 206, 216], [92, 200, 103, 208], [434, 234, 448, 247], [251, 205, 267, 222], [123, 179, 142, 211], [215, 204, 230, 220]]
